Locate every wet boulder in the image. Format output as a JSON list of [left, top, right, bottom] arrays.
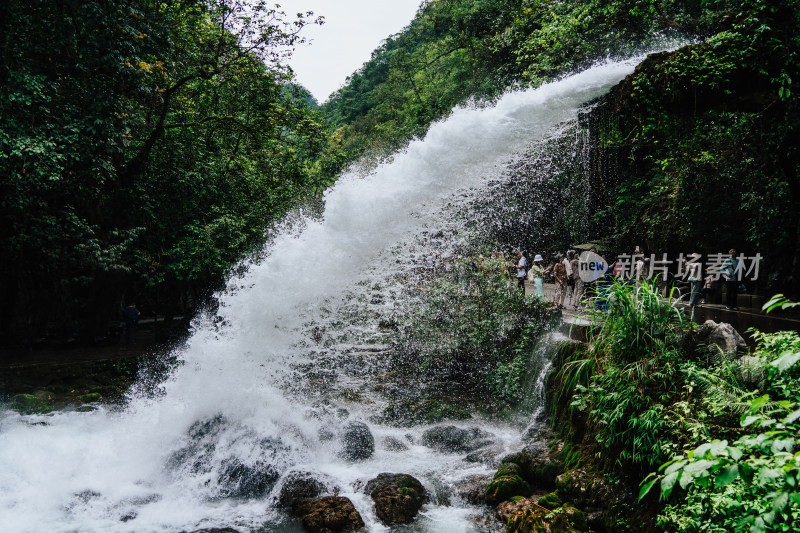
[[165, 415, 290, 500], [420, 425, 494, 453], [485, 463, 533, 506], [454, 474, 492, 505], [9, 393, 54, 414], [191, 529, 240, 533], [217, 458, 280, 499], [381, 436, 409, 452], [464, 443, 503, 466], [496, 497, 535, 522], [277, 471, 339, 508], [694, 320, 748, 358], [291, 496, 365, 532], [340, 421, 375, 461], [538, 491, 563, 509], [364, 473, 427, 525]]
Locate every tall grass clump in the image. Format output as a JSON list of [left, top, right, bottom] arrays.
[[569, 279, 691, 471]]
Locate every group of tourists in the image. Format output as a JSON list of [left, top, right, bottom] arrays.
[[676, 248, 742, 310], [512, 250, 584, 309], [415, 244, 746, 313]]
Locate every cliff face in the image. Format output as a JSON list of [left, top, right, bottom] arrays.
[[585, 39, 800, 293]]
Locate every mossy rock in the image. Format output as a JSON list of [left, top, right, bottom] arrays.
[[501, 451, 563, 489], [559, 506, 588, 531], [9, 394, 54, 414], [530, 461, 563, 488], [538, 491, 562, 509], [32, 390, 56, 401], [485, 474, 532, 506], [495, 462, 522, 479], [507, 507, 577, 533], [78, 393, 103, 403]]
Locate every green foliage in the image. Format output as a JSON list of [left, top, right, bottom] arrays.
[[323, 0, 524, 170], [572, 279, 689, 470], [594, 1, 800, 293], [398, 255, 551, 406], [587, 279, 685, 365], [0, 0, 329, 343], [764, 295, 800, 314], [642, 324, 800, 532]]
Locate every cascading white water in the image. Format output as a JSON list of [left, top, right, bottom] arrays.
[[1, 57, 650, 533]]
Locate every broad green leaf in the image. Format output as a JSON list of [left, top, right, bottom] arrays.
[[716, 465, 739, 487], [661, 471, 682, 499], [771, 492, 788, 512], [639, 476, 659, 501], [784, 409, 800, 425], [770, 351, 800, 372]]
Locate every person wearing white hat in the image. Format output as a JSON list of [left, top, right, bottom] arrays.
[[528, 254, 546, 299]]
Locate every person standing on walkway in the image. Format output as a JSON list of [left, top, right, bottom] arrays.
[[515, 251, 528, 291], [528, 254, 546, 299], [123, 302, 140, 345], [722, 249, 741, 310], [687, 260, 703, 308], [552, 255, 568, 309], [570, 251, 583, 309]]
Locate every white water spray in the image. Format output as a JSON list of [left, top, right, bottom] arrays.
[[1, 57, 649, 533]]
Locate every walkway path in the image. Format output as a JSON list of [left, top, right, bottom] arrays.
[[527, 280, 800, 345]]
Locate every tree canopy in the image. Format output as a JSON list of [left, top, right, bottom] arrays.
[[0, 0, 329, 346]]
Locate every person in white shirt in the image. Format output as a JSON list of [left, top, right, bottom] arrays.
[[516, 251, 528, 290]]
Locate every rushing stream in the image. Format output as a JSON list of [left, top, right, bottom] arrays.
[[1, 57, 651, 532]]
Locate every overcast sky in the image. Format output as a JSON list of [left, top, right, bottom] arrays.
[[278, 0, 423, 103]]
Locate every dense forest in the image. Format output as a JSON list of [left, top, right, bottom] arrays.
[[1, 0, 338, 348], [2, 1, 799, 340]]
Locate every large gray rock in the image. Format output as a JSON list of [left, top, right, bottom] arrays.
[[454, 474, 492, 505], [695, 320, 748, 358], [381, 436, 409, 452], [464, 444, 503, 466], [420, 425, 494, 453], [165, 415, 289, 500], [340, 421, 375, 461], [216, 458, 280, 499]]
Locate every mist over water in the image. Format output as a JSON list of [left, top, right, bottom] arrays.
[[1, 57, 649, 533]]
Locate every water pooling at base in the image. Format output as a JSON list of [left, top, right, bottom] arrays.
[[0, 57, 651, 532]]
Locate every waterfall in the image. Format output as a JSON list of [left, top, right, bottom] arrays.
[[0, 57, 650, 533]]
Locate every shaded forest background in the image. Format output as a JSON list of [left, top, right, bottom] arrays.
[[2, 0, 799, 351]]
